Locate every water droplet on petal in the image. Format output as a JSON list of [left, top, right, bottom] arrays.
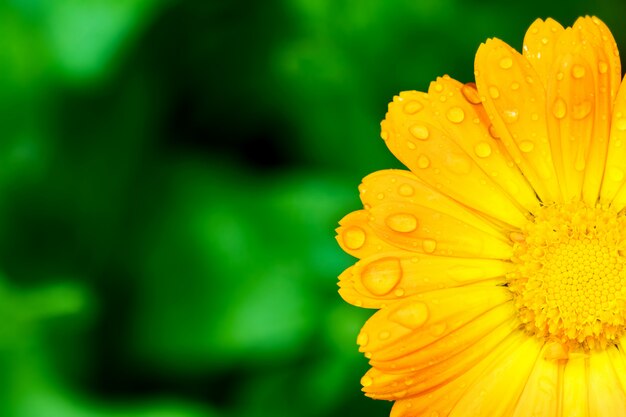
[[519, 141, 535, 153], [446, 107, 465, 124], [556, 72, 564, 81], [406, 141, 416, 150], [430, 322, 447, 336], [599, 61, 608, 74], [474, 142, 492, 158], [461, 84, 481, 104], [410, 124, 429, 140], [343, 226, 366, 249], [488, 125, 500, 139], [404, 100, 423, 114], [511, 82, 520, 90], [572, 65, 586, 78], [616, 119, 626, 131], [394, 288, 405, 297], [541, 37, 549, 45], [386, 213, 419, 233], [376, 192, 385, 200], [502, 109, 519, 123], [361, 257, 402, 296], [488, 86, 500, 99], [417, 155, 430, 169], [499, 56, 513, 69], [433, 83, 444, 92], [553, 98, 567, 119], [423, 239, 437, 253], [381, 131, 389, 141], [357, 332, 369, 346], [572, 101, 592, 120], [389, 301, 429, 329], [398, 184, 415, 196], [378, 331, 390, 340]]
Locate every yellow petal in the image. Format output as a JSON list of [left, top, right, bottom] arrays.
[[357, 286, 512, 362], [475, 38, 562, 203], [562, 357, 589, 417], [424, 77, 539, 214], [336, 210, 398, 259], [338, 251, 511, 309], [448, 335, 542, 417], [602, 78, 626, 209], [545, 23, 613, 204], [364, 303, 517, 396], [388, 330, 530, 417], [588, 349, 626, 417], [381, 82, 530, 228], [523, 18, 565, 86], [511, 343, 559, 417], [359, 170, 506, 239]]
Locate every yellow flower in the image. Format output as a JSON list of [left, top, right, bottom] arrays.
[[336, 16, 626, 416]]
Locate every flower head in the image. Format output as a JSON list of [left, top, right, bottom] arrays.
[[336, 16, 626, 416]]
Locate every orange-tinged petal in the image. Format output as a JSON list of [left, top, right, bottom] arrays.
[[523, 18, 564, 86], [448, 336, 542, 417], [602, 77, 626, 209], [544, 23, 613, 204], [425, 77, 539, 214], [357, 285, 512, 362], [381, 84, 530, 228], [388, 330, 530, 417], [562, 357, 589, 417], [338, 251, 511, 309], [336, 210, 398, 259], [588, 349, 626, 417], [359, 170, 508, 239], [511, 344, 559, 417], [362, 303, 518, 398], [475, 38, 562, 203]]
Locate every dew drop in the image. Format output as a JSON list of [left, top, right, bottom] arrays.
[[393, 390, 408, 399], [417, 155, 430, 169], [376, 192, 385, 200], [357, 332, 369, 346], [404, 100, 423, 114], [361, 257, 403, 295], [541, 37, 549, 45], [599, 61, 608, 74], [519, 141, 535, 153], [423, 239, 437, 253], [572, 101, 592, 120], [488, 86, 500, 99], [433, 83, 444, 92], [430, 322, 447, 336], [552, 98, 567, 119], [343, 226, 366, 250], [410, 124, 430, 140], [389, 301, 429, 329], [394, 288, 405, 297], [446, 107, 465, 124], [461, 84, 481, 104], [378, 331, 390, 340], [499, 56, 513, 69], [474, 142, 492, 158], [511, 82, 520, 90], [502, 109, 519, 123], [488, 125, 500, 139], [381, 131, 389, 141], [572, 64, 586, 79], [406, 141, 416, 150], [398, 183, 415, 196], [616, 119, 626, 131], [556, 72, 564, 81], [386, 213, 419, 233]]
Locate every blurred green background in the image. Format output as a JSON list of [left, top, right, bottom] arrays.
[[1, 1, 624, 416]]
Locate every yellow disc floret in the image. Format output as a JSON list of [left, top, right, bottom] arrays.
[[509, 202, 626, 352]]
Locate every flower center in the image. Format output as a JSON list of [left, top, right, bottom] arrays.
[[509, 202, 626, 353]]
